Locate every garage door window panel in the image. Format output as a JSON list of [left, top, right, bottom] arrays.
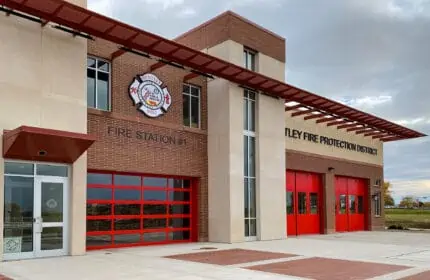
[[86, 173, 194, 249]]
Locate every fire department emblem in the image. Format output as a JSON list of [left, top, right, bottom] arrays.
[[129, 73, 172, 118]]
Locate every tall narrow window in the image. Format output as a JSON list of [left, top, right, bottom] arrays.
[[183, 84, 200, 128], [374, 192, 381, 216], [87, 57, 110, 111], [244, 48, 256, 71], [244, 89, 257, 239]]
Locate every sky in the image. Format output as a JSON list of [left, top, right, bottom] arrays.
[[88, 0, 430, 203]]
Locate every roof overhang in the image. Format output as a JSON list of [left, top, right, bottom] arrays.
[[3, 126, 95, 163], [0, 0, 426, 141]]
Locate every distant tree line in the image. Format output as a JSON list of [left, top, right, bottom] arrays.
[[383, 181, 429, 208]]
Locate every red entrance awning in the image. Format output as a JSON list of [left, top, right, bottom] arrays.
[[3, 126, 95, 164]]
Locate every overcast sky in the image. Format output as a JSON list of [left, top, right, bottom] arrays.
[[88, 0, 430, 203]]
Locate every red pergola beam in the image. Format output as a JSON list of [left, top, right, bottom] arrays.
[[381, 136, 403, 142], [304, 113, 325, 120], [291, 109, 317, 117], [3, 0, 424, 141], [111, 49, 126, 60], [363, 131, 384, 137], [150, 61, 166, 71], [338, 123, 360, 129], [327, 120, 349, 127], [373, 134, 392, 139], [316, 117, 338, 124], [356, 128, 376, 135], [183, 72, 200, 82], [347, 126, 366, 132], [285, 105, 303, 111]]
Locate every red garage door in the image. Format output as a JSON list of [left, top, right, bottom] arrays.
[[335, 176, 368, 232], [85, 172, 197, 250], [286, 171, 323, 236]]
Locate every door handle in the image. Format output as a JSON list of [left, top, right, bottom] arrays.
[[34, 217, 43, 233]]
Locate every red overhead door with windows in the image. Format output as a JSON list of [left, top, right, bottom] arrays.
[[335, 176, 367, 232], [286, 171, 323, 236], [86, 172, 197, 250]]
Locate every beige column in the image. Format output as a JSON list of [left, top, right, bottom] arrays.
[[324, 171, 336, 234], [69, 153, 88, 255], [207, 80, 245, 243], [256, 94, 287, 240]]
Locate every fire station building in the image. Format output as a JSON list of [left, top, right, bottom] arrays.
[[0, 0, 425, 261]]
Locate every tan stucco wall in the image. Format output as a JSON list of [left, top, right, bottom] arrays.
[[207, 36, 287, 242], [0, 140, 4, 260], [205, 39, 286, 82], [285, 114, 383, 166], [205, 39, 243, 67], [258, 53, 285, 81], [257, 94, 286, 240], [207, 79, 245, 243], [0, 0, 87, 260]]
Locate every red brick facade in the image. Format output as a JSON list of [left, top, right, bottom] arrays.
[[175, 11, 286, 62], [87, 38, 209, 241]]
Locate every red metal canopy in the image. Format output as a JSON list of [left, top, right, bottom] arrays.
[[3, 126, 95, 163], [1, 0, 425, 141]]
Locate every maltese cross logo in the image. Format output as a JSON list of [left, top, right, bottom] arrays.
[[129, 73, 172, 118]]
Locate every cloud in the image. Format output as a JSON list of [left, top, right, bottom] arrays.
[[88, 0, 113, 17], [177, 7, 197, 18], [390, 179, 430, 202], [224, 0, 283, 9], [336, 95, 393, 110], [142, 0, 184, 10], [394, 117, 427, 126]]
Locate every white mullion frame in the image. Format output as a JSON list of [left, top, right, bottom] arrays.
[[87, 56, 111, 111], [2, 160, 70, 260], [183, 83, 201, 129], [243, 89, 257, 239]]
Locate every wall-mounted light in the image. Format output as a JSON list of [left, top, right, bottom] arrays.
[[38, 150, 47, 156], [374, 178, 382, 187], [372, 192, 381, 201], [328, 167, 335, 172]]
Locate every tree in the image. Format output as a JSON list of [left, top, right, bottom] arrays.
[[383, 181, 395, 206], [399, 196, 415, 208]]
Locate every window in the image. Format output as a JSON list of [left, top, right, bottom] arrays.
[[87, 56, 110, 111], [183, 84, 200, 128], [286, 192, 294, 214], [374, 192, 381, 216], [244, 48, 256, 71], [357, 196, 364, 214], [339, 195, 346, 214], [298, 192, 307, 214], [349, 195, 356, 214], [310, 193, 318, 214], [244, 89, 257, 238]]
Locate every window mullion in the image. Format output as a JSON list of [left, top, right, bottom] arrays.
[[189, 93, 192, 128], [95, 67, 98, 109]]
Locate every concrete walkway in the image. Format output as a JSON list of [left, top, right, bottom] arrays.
[[1, 231, 430, 280]]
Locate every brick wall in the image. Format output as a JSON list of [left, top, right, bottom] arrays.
[[286, 150, 385, 232], [87, 38, 209, 241], [175, 11, 286, 62]]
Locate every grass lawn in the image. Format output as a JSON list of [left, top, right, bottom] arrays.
[[385, 208, 430, 229]]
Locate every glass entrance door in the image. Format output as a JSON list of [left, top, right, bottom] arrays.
[[3, 162, 69, 260], [34, 177, 68, 258]]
